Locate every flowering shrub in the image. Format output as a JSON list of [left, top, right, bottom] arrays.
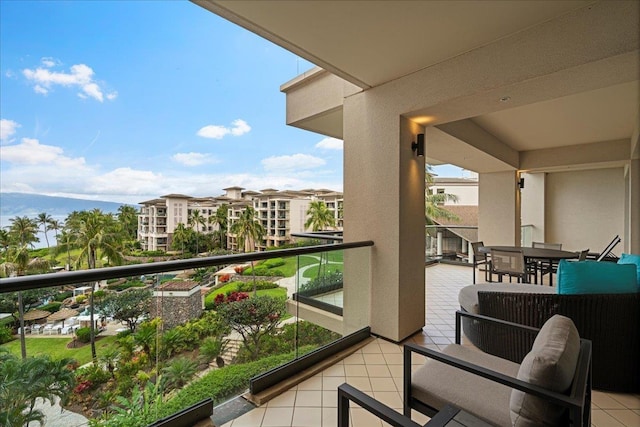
[[73, 380, 93, 394], [218, 273, 231, 283], [234, 266, 245, 274], [213, 291, 249, 307]]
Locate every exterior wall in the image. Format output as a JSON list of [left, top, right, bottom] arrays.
[[520, 172, 546, 245], [545, 168, 625, 255], [430, 181, 478, 205], [478, 171, 520, 245]]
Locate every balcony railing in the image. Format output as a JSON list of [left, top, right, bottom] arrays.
[[0, 238, 372, 426]]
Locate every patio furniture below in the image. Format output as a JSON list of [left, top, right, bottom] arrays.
[[489, 248, 528, 283], [458, 284, 640, 392], [470, 241, 489, 284], [405, 312, 592, 427]]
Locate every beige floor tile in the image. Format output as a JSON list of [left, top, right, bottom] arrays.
[[321, 407, 337, 427], [366, 364, 392, 378], [261, 407, 294, 427], [350, 407, 383, 427], [361, 342, 382, 354], [411, 410, 431, 424], [388, 365, 403, 378], [607, 392, 640, 409], [230, 407, 266, 427], [345, 376, 372, 391], [220, 421, 233, 427], [322, 364, 346, 377], [593, 391, 628, 409], [362, 353, 386, 364], [370, 377, 397, 392], [322, 376, 346, 390], [297, 375, 323, 391], [343, 353, 365, 364], [291, 407, 322, 427], [378, 341, 402, 353], [382, 353, 403, 365], [344, 364, 368, 376], [322, 390, 338, 408], [295, 390, 323, 407], [606, 409, 640, 427], [268, 390, 297, 407], [591, 409, 626, 427], [372, 391, 403, 410]]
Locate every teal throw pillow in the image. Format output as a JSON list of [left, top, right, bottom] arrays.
[[618, 253, 640, 286], [557, 259, 637, 295]]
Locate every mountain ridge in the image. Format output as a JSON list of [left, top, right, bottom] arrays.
[[0, 192, 134, 220]]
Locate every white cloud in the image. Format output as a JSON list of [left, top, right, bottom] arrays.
[[230, 119, 251, 136], [315, 137, 343, 150], [0, 119, 20, 143], [41, 57, 59, 68], [172, 152, 219, 166], [197, 119, 251, 139], [22, 61, 116, 102], [0, 137, 87, 167], [262, 153, 326, 172]]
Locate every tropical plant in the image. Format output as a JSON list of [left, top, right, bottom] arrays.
[[209, 203, 228, 249], [188, 209, 205, 254], [67, 209, 125, 361], [425, 165, 460, 225], [37, 212, 53, 250], [199, 336, 228, 367], [304, 201, 337, 277], [171, 222, 191, 256], [0, 239, 51, 359], [161, 357, 198, 391], [117, 205, 139, 241], [230, 206, 265, 295], [99, 288, 151, 332], [217, 295, 285, 361], [0, 350, 76, 427], [98, 347, 121, 379]]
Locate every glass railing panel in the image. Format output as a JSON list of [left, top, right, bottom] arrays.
[[0, 241, 372, 426]]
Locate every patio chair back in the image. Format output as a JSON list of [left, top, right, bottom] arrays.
[[533, 241, 562, 250], [596, 235, 621, 262], [470, 241, 488, 284], [490, 249, 528, 283]]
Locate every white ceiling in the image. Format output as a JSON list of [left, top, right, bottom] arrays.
[[194, 1, 639, 157]]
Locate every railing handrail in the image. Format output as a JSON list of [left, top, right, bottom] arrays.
[[291, 231, 343, 242], [0, 240, 373, 293]]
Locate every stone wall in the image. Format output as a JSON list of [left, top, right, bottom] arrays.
[[150, 291, 202, 330]]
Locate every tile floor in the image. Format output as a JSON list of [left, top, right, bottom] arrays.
[[221, 263, 640, 427]]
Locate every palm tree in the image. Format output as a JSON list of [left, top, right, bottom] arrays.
[[0, 229, 11, 256], [9, 216, 39, 246], [117, 205, 139, 241], [305, 201, 337, 277], [188, 209, 205, 254], [230, 206, 265, 295], [69, 209, 124, 361], [208, 204, 228, 249], [425, 165, 460, 225], [171, 222, 191, 256], [0, 244, 51, 359], [305, 201, 336, 232], [48, 218, 63, 248], [37, 212, 53, 249]]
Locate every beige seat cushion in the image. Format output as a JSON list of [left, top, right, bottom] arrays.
[[458, 283, 555, 314], [510, 314, 581, 426], [411, 344, 520, 426]]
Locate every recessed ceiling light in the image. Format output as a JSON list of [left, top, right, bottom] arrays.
[[500, 96, 511, 102]]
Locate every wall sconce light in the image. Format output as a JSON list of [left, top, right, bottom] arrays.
[[518, 177, 525, 189], [411, 133, 425, 157]]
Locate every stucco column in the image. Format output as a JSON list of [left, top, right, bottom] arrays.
[[342, 92, 426, 342], [478, 171, 521, 245]]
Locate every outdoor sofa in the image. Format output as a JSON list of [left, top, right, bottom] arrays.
[[458, 256, 640, 392]]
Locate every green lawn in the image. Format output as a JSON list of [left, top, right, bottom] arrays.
[[0, 335, 119, 365], [303, 264, 344, 279]]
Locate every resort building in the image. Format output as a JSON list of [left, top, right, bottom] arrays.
[[138, 187, 345, 252]]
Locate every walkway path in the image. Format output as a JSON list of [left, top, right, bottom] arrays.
[[29, 397, 88, 427]]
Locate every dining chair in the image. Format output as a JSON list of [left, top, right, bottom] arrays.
[[532, 242, 563, 284], [490, 248, 528, 283], [578, 248, 589, 261], [470, 241, 489, 284]]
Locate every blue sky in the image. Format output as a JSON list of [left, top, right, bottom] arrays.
[[0, 1, 463, 205]]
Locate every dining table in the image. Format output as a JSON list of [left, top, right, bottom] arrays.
[[478, 245, 579, 286]]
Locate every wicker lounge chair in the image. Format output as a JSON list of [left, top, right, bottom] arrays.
[[458, 285, 639, 392]]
